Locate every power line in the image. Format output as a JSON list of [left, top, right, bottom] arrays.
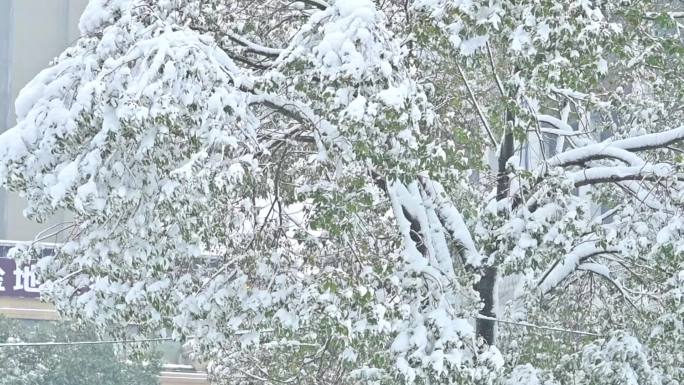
[[476, 315, 602, 337], [0, 336, 173, 348]]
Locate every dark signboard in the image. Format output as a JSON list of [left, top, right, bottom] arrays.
[[0, 244, 54, 298]]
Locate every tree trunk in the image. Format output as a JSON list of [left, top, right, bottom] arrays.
[[475, 111, 515, 346], [475, 265, 497, 344]]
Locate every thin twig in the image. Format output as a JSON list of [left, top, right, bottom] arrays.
[[456, 63, 498, 147]]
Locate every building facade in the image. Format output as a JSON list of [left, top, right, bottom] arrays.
[[0, 2, 207, 383]]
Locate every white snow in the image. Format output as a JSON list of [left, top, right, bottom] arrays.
[[419, 177, 482, 266], [611, 125, 684, 151], [0, 127, 29, 163], [538, 243, 615, 294], [570, 163, 673, 186], [548, 144, 645, 167], [48, 159, 80, 206], [377, 86, 407, 110], [460, 35, 489, 56], [345, 96, 367, 121], [336, 0, 376, 23], [79, 0, 132, 35], [510, 26, 531, 52], [577, 262, 611, 278]]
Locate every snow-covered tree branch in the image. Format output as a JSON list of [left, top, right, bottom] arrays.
[[1, 0, 683, 384]]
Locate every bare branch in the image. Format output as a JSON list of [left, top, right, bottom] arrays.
[[456, 64, 498, 147]]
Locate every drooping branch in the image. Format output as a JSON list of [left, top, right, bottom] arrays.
[[537, 243, 620, 294], [370, 172, 431, 259], [249, 95, 474, 267], [228, 52, 274, 69], [246, 92, 337, 163], [537, 114, 574, 134], [387, 180, 433, 258], [548, 145, 646, 168], [545, 125, 684, 169], [610, 126, 684, 152], [249, 94, 312, 125], [418, 176, 482, 267], [577, 263, 639, 309], [476, 315, 602, 337]]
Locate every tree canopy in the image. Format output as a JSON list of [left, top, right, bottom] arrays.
[[0, 0, 683, 384]]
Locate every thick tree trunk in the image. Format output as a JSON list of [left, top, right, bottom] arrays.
[[475, 114, 515, 346], [475, 265, 497, 344]]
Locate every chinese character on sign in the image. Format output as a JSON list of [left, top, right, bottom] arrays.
[[13, 266, 40, 293], [0, 252, 49, 298], [0, 243, 52, 296]]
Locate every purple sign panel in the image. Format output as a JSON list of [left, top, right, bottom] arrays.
[[0, 257, 40, 297], [0, 244, 54, 298]]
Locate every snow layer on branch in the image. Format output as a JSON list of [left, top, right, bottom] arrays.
[[547, 124, 684, 174], [385, 178, 485, 382], [1, 2, 259, 207], [504, 364, 546, 385], [537, 114, 574, 135], [577, 262, 611, 278], [569, 163, 673, 186], [579, 333, 662, 385], [548, 144, 646, 167], [79, 0, 133, 35], [272, 0, 433, 179], [611, 126, 684, 152], [419, 177, 482, 266], [278, 0, 392, 81], [538, 243, 614, 294]]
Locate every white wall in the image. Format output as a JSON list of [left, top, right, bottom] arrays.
[[1, 0, 88, 242]]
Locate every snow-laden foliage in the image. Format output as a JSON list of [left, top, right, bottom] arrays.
[[1, 0, 684, 384]]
